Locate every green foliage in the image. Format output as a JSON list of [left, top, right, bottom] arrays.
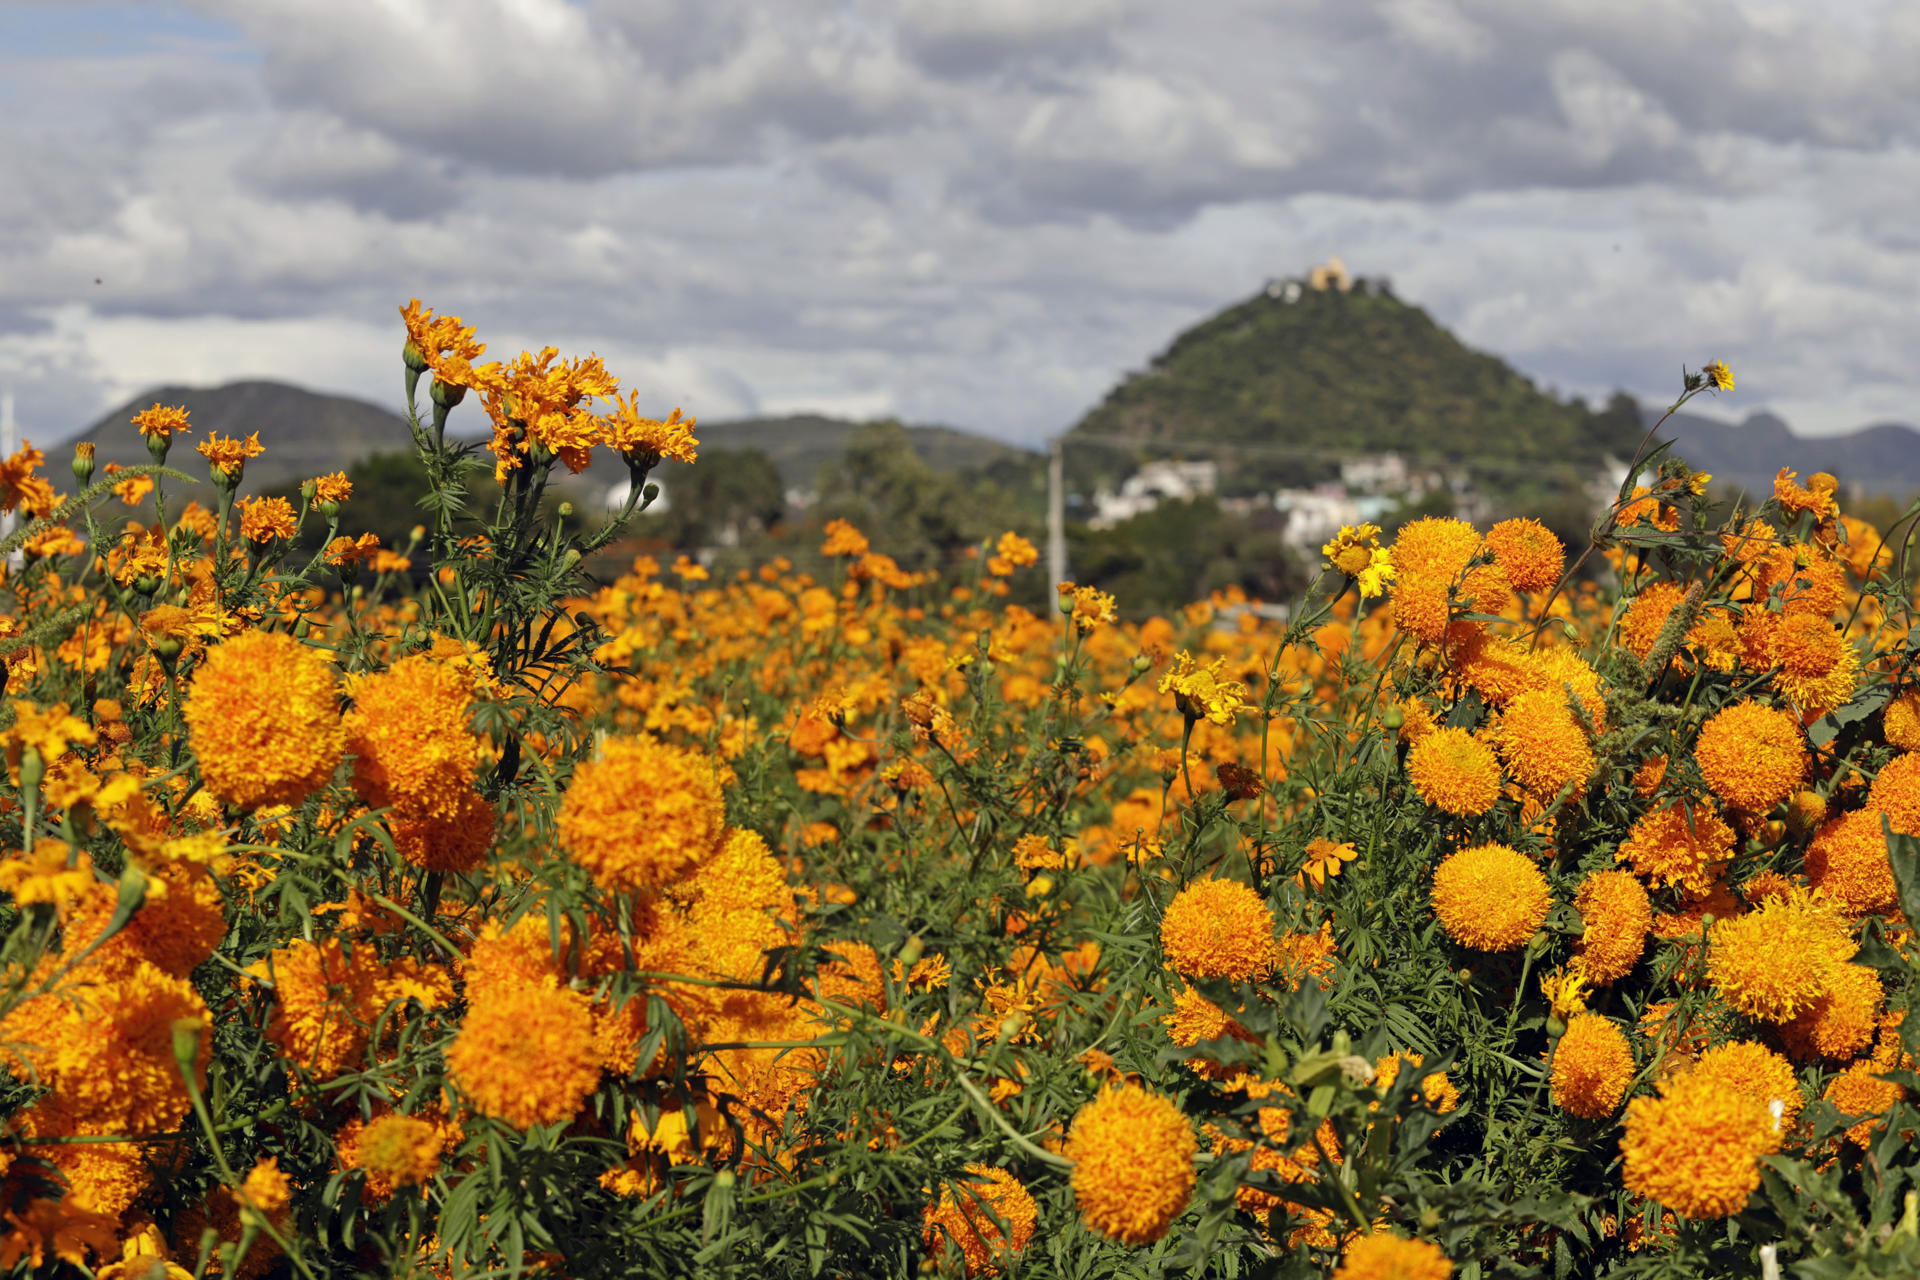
[[1068, 498, 1302, 617]]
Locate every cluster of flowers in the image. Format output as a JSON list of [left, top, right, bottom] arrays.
[[0, 319, 1912, 1279]]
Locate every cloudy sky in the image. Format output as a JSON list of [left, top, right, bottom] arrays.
[[2, 0, 1917, 450]]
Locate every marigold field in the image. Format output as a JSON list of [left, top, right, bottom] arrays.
[[0, 312, 1914, 1279]]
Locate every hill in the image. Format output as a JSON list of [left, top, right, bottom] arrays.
[[65, 381, 414, 494], [1651, 407, 1920, 499], [1064, 279, 1643, 499]]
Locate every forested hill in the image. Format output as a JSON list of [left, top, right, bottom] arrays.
[[1064, 280, 1643, 498]]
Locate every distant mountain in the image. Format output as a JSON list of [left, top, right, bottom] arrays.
[[1649, 407, 1920, 499], [690, 414, 1028, 492], [1064, 279, 1643, 500], [61, 383, 1027, 501], [65, 381, 412, 494]]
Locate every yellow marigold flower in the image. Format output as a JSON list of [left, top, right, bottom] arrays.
[[448, 979, 600, 1128], [311, 472, 353, 505], [1322, 522, 1381, 575], [1615, 802, 1734, 895], [1012, 833, 1069, 871], [1573, 869, 1652, 984], [1706, 888, 1855, 1022], [344, 654, 478, 822], [1822, 1060, 1905, 1148], [1159, 877, 1280, 981], [238, 1158, 291, 1214], [1884, 690, 1920, 752], [557, 734, 726, 895], [194, 429, 264, 479], [131, 402, 191, 439], [1298, 837, 1358, 888], [1372, 1051, 1459, 1113], [1688, 1041, 1801, 1125], [349, 1113, 443, 1190], [5, 699, 95, 773], [0, 843, 94, 911], [1867, 751, 1920, 835], [820, 518, 869, 557], [1551, 1012, 1634, 1119], [1539, 961, 1589, 1020], [183, 631, 344, 811], [1064, 1084, 1196, 1246], [1702, 360, 1733, 391], [1405, 726, 1501, 816], [1693, 701, 1805, 813], [1805, 809, 1896, 916], [237, 495, 297, 543], [1484, 517, 1563, 594], [1431, 844, 1550, 951], [921, 1165, 1038, 1277], [1159, 650, 1249, 727], [1620, 1066, 1778, 1219], [599, 395, 698, 463], [1066, 583, 1118, 632], [1781, 961, 1882, 1062], [1331, 1232, 1453, 1280], [1495, 688, 1594, 800], [1354, 546, 1396, 598]]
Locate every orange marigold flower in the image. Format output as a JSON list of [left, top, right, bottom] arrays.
[[1065, 583, 1118, 632], [1620, 1067, 1778, 1219], [247, 937, 385, 1079], [1774, 467, 1837, 521], [1495, 688, 1594, 800], [399, 298, 485, 374], [325, 532, 382, 571], [183, 631, 344, 810], [0, 843, 95, 912], [1431, 844, 1550, 951], [311, 472, 353, 505], [388, 787, 497, 874], [1297, 837, 1358, 889], [347, 1113, 445, 1191], [1693, 701, 1805, 813], [986, 531, 1039, 576], [131, 403, 191, 439], [1405, 727, 1501, 817], [344, 654, 478, 822], [1781, 961, 1882, 1062], [238, 1158, 291, 1214], [1389, 573, 1453, 646], [820, 519, 869, 558], [1573, 869, 1652, 984], [194, 430, 263, 480], [447, 979, 600, 1128], [1551, 1012, 1634, 1119], [557, 735, 726, 895], [1883, 690, 1920, 752], [1162, 984, 1255, 1052], [1064, 1084, 1196, 1246], [1706, 888, 1855, 1022], [1822, 1060, 1906, 1148], [1159, 878, 1280, 981], [1484, 517, 1563, 594], [1615, 802, 1734, 895], [1771, 613, 1856, 714], [1805, 809, 1897, 916], [1332, 1232, 1453, 1280], [1687, 1041, 1802, 1125], [1866, 751, 1920, 835], [921, 1165, 1038, 1277], [237, 495, 297, 543], [599, 395, 698, 464], [1391, 516, 1482, 581]]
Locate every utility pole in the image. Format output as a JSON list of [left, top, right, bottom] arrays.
[[1047, 436, 1067, 587]]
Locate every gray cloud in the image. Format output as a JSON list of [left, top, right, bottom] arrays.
[[1, 0, 1917, 453]]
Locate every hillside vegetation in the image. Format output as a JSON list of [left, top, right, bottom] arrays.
[[1067, 281, 1643, 499]]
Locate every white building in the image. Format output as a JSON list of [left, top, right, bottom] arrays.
[[1089, 459, 1219, 528], [1271, 486, 1396, 554]]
